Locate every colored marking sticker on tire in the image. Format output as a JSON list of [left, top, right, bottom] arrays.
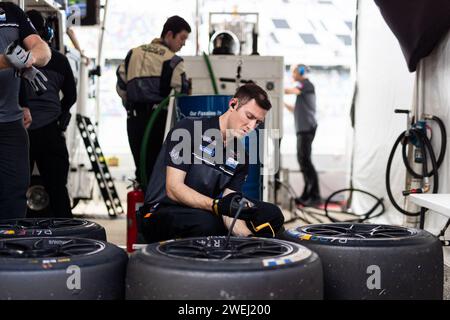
[[262, 247, 311, 267], [0, 230, 15, 235]]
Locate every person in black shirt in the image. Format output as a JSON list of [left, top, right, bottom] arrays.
[[20, 10, 77, 218], [140, 84, 284, 243], [285, 64, 321, 207], [0, 2, 51, 219]]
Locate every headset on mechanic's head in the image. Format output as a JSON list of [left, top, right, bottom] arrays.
[[26, 10, 54, 43], [42, 20, 54, 42], [297, 64, 307, 76]]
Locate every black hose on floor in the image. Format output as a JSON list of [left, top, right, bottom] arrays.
[[324, 188, 385, 223], [278, 176, 384, 224]]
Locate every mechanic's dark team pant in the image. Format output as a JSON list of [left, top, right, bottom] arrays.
[[0, 120, 30, 219], [140, 200, 285, 243], [28, 121, 72, 218], [127, 105, 168, 188], [297, 126, 320, 201]]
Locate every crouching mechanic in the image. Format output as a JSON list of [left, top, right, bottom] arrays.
[[139, 84, 284, 243]]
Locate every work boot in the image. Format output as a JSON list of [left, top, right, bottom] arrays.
[[302, 197, 322, 208]]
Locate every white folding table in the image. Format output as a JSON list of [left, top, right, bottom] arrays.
[[409, 194, 450, 219], [409, 194, 450, 247]]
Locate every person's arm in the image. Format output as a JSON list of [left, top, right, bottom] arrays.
[[0, 55, 11, 70], [60, 58, 77, 112], [116, 50, 132, 102], [170, 58, 189, 94], [166, 166, 214, 211], [220, 158, 253, 236], [67, 27, 90, 64], [221, 188, 253, 237], [284, 87, 301, 95], [16, 2, 51, 68], [284, 102, 295, 113], [23, 35, 51, 67], [66, 27, 82, 54], [22, 107, 32, 129], [0, 36, 49, 70], [0, 4, 49, 69], [19, 79, 32, 129]]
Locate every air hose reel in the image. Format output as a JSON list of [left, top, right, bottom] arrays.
[[386, 109, 447, 217]]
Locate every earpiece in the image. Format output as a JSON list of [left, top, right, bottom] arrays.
[[298, 66, 305, 76], [43, 21, 54, 42], [26, 10, 54, 43], [230, 102, 237, 109]]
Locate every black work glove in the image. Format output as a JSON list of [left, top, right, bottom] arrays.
[[246, 201, 285, 238], [212, 192, 256, 220], [21, 67, 48, 95], [4, 41, 33, 70], [57, 111, 72, 131]]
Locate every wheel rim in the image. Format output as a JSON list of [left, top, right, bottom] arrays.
[[26, 185, 50, 211], [0, 238, 104, 258], [157, 236, 293, 260], [301, 224, 415, 239], [0, 219, 89, 232]]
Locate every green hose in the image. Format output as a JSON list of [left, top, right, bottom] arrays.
[[140, 53, 218, 186], [202, 52, 219, 94], [139, 94, 183, 187]]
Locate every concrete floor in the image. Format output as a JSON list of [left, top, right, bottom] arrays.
[[91, 216, 127, 248], [72, 199, 127, 248]]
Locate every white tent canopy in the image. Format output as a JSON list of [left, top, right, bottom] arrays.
[[352, 0, 450, 242]]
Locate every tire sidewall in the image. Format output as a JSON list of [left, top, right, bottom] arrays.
[[0, 238, 127, 300], [0, 219, 106, 241], [283, 224, 443, 299], [126, 237, 324, 300], [137, 237, 316, 272]]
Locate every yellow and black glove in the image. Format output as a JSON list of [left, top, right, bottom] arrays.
[[212, 194, 285, 238], [248, 202, 285, 238], [212, 192, 256, 219]]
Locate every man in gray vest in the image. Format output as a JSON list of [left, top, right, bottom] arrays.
[[116, 16, 191, 189], [0, 2, 51, 219]]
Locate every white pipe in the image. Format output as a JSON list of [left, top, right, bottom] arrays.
[[95, 0, 109, 128], [78, 59, 88, 117], [404, 63, 425, 227], [195, 0, 199, 56]]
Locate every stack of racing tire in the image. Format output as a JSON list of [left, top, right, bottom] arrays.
[[125, 223, 444, 300], [126, 236, 324, 299], [0, 218, 128, 300], [282, 223, 443, 300], [1, 219, 443, 300]]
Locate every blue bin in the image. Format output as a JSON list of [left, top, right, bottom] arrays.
[[176, 95, 261, 200], [176, 95, 230, 119]]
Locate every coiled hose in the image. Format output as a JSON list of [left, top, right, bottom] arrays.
[[324, 188, 385, 223], [386, 116, 445, 216], [277, 178, 384, 224]]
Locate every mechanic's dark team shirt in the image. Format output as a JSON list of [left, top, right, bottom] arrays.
[[294, 78, 317, 133], [20, 48, 77, 130], [145, 116, 249, 207], [0, 2, 36, 123]]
